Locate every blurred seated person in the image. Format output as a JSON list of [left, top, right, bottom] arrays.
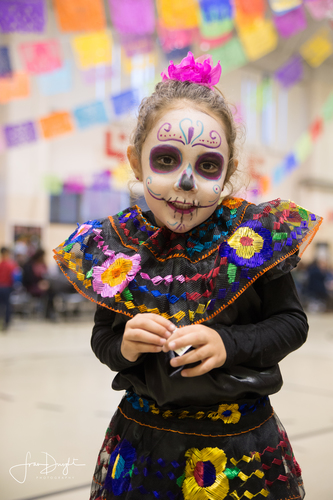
[[22, 249, 55, 319], [305, 259, 329, 312], [0, 247, 18, 331]]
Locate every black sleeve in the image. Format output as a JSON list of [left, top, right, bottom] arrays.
[[213, 272, 308, 369], [91, 306, 147, 372]]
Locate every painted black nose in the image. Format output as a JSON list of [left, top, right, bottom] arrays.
[[179, 171, 195, 191]]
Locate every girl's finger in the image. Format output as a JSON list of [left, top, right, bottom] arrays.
[[181, 358, 214, 378], [132, 343, 165, 354], [127, 329, 167, 346], [130, 316, 175, 338], [170, 346, 209, 367], [164, 332, 205, 352]]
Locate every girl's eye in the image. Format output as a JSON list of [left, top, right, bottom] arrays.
[[150, 145, 182, 174], [199, 162, 219, 174], [157, 156, 177, 167]]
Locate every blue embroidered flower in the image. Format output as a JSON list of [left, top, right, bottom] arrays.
[[105, 439, 136, 495], [219, 220, 273, 268], [63, 219, 102, 251], [126, 391, 150, 412]]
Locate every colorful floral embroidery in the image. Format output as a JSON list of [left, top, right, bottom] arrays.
[[207, 404, 241, 424], [104, 439, 136, 495], [222, 198, 244, 209], [92, 252, 141, 298], [182, 447, 229, 499], [126, 392, 150, 412], [219, 220, 273, 268], [63, 219, 102, 251]]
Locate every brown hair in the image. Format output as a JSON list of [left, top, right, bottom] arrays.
[[130, 79, 240, 194]]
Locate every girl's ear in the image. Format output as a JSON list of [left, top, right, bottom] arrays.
[[127, 146, 142, 181]]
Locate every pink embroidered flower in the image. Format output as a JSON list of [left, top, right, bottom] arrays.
[[74, 223, 92, 239], [92, 253, 141, 298], [161, 52, 222, 89]]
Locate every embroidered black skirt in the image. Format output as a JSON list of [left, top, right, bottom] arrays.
[[89, 392, 304, 500]]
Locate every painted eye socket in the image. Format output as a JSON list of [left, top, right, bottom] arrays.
[[194, 153, 224, 180], [150, 145, 182, 173]]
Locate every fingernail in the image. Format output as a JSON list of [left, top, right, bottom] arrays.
[[181, 371, 187, 377], [160, 338, 166, 345], [165, 331, 171, 338], [169, 341, 176, 349]]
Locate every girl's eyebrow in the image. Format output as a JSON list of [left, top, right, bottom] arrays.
[[196, 152, 224, 159]]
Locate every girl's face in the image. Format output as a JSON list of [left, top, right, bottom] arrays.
[[138, 105, 230, 233]]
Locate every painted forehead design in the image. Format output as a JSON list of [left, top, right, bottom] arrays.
[[157, 118, 222, 149]]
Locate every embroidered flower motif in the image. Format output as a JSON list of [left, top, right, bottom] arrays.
[[126, 392, 150, 412], [182, 447, 229, 499], [222, 198, 244, 209], [161, 52, 222, 89], [105, 439, 136, 495], [92, 253, 141, 298], [64, 219, 102, 250], [208, 404, 241, 424], [219, 220, 273, 268]]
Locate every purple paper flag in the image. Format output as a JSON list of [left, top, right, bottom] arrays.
[[275, 55, 303, 88], [108, 0, 155, 35], [4, 121, 37, 147], [0, 0, 46, 33], [0, 47, 12, 77], [120, 34, 155, 57], [274, 5, 307, 38]]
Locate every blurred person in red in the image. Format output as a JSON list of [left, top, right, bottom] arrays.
[[0, 247, 18, 331]]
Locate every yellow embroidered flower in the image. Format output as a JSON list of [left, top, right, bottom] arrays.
[[227, 226, 264, 259], [92, 252, 141, 298], [208, 404, 241, 424], [183, 447, 229, 500], [101, 258, 133, 287]]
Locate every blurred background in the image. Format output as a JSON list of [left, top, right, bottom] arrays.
[[1, 1, 333, 499]]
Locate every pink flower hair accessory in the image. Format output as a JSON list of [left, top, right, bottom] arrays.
[[161, 51, 222, 90]]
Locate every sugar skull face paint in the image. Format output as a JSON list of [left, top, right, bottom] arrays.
[[140, 105, 230, 233]]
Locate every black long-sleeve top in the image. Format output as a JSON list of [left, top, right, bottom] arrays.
[[91, 269, 308, 408]]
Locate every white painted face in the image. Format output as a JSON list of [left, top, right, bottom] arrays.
[[140, 105, 230, 233]]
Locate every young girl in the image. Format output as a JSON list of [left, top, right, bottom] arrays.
[[54, 52, 322, 500]]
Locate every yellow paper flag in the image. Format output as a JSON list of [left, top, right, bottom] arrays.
[[112, 163, 131, 190], [269, 0, 302, 13], [300, 28, 333, 68], [238, 18, 278, 61], [72, 31, 112, 69], [0, 72, 29, 103], [156, 0, 200, 30]]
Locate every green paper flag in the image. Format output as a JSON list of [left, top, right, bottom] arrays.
[[211, 37, 247, 74], [294, 132, 312, 163], [322, 92, 333, 122], [44, 174, 63, 195], [200, 18, 233, 38]]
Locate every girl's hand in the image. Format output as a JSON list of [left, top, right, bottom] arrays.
[[162, 325, 227, 377], [121, 313, 176, 362]]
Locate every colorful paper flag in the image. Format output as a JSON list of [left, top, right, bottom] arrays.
[[54, 0, 106, 32], [269, 0, 302, 13], [199, 0, 233, 39], [108, 0, 155, 35], [299, 28, 333, 67], [322, 91, 333, 121], [210, 37, 247, 73], [73, 101, 108, 129], [200, 29, 233, 49], [4, 121, 37, 147], [0, 47, 12, 77], [310, 117, 323, 141], [63, 176, 85, 194], [275, 55, 303, 88], [0, 0, 45, 33], [39, 112, 73, 139], [120, 34, 155, 58], [0, 72, 29, 103], [37, 60, 72, 96], [72, 31, 112, 69], [273, 5, 307, 38], [0, 128, 6, 154], [235, 0, 265, 19], [294, 132, 312, 163], [112, 163, 131, 190], [157, 0, 200, 30], [81, 65, 114, 85], [111, 89, 140, 116], [238, 18, 278, 61], [19, 40, 62, 74], [305, 0, 333, 20], [123, 52, 156, 74], [157, 23, 198, 53]]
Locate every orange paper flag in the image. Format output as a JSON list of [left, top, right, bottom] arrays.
[[39, 111, 73, 139], [156, 0, 200, 30], [0, 72, 29, 103], [235, 0, 265, 21], [53, 0, 106, 32]]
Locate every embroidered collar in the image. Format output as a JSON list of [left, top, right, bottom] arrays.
[[53, 198, 322, 326]]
